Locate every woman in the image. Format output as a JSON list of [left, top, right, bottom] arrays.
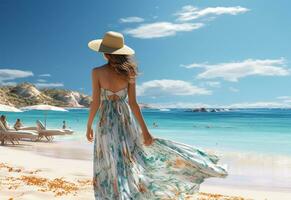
[[62, 120, 67, 129], [86, 31, 227, 200], [14, 118, 24, 130], [0, 115, 10, 130]]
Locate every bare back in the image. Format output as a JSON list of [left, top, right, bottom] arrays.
[[97, 64, 128, 91], [93, 64, 131, 101]]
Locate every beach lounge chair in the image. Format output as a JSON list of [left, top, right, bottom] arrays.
[[36, 120, 74, 142], [0, 121, 39, 145], [16, 126, 38, 131], [0, 128, 18, 145]]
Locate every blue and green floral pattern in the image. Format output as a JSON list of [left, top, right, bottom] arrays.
[[93, 87, 227, 200]]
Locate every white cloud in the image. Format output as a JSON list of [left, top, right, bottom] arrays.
[[122, 5, 248, 39], [0, 81, 17, 86], [205, 81, 221, 88], [176, 5, 249, 21], [229, 87, 239, 92], [183, 58, 289, 82], [224, 101, 291, 109], [277, 96, 291, 103], [39, 73, 51, 77], [34, 82, 64, 88], [0, 69, 33, 85], [180, 63, 207, 69], [137, 79, 211, 96], [277, 96, 289, 99], [37, 79, 47, 83], [0, 69, 64, 88], [123, 22, 204, 39], [119, 17, 145, 23]]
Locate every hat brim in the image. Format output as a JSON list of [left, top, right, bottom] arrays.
[[88, 39, 135, 55]]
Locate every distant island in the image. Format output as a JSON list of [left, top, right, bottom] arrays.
[[186, 108, 231, 112], [0, 82, 154, 109]]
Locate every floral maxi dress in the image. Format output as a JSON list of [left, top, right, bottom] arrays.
[[93, 87, 227, 200]]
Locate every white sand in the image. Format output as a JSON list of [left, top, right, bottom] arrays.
[[200, 185, 291, 200], [1, 141, 291, 200], [0, 104, 22, 112], [0, 142, 94, 200]]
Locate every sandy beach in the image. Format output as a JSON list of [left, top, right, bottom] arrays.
[[1, 140, 290, 200], [1, 0, 291, 199]]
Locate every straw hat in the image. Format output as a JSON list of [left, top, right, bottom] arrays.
[[88, 31, 135, 55]]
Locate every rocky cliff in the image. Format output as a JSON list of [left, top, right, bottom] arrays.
[[0, 83, 92, 108]]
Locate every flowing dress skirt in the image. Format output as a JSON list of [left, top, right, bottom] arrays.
[[93, 97, 227, 200]]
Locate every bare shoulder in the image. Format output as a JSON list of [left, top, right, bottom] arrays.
[[92, 64, 107, 77]]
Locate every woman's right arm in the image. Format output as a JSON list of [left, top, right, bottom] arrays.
[[86, 68, 101, 142]]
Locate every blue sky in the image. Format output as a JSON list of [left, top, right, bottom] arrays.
[[1, 0, 291, 108]]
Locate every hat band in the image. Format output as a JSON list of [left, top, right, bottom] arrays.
[[101, 39, 124, 49]]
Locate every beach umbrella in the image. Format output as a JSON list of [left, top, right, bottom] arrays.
[[21, 104, 68, 127], [0, 104, 22, 112]]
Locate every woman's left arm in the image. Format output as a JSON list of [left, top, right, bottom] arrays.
[[127, 73, 154, 146]]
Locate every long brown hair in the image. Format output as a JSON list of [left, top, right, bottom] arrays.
[[104, 53, 138, 80]]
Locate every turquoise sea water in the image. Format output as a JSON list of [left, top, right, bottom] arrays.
[[2, 108, 291, 156]]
